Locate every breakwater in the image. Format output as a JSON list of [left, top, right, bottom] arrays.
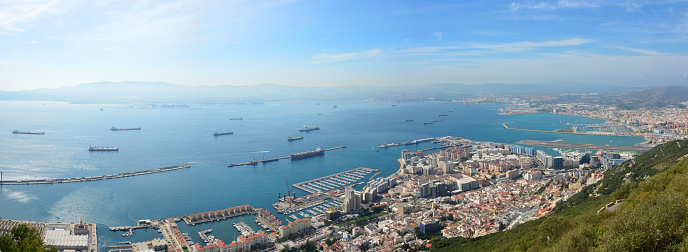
[[0, 164, 191, 185], [227, 145, 347, 167]]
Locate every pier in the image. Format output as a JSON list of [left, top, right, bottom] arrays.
[[376, 138, 435, 149], [227, 145, 347, 167], [292, 167, 378, 194], [515, 140, 652, 152], [0, 164, 191, 185]]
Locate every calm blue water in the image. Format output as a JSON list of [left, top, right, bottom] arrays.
[[0, 101, 642, 249]]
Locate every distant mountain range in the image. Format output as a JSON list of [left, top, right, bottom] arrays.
[[0, 81, 681, 104]]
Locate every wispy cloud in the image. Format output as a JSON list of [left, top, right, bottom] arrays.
[[82, 0, 197, 49], [313, 49, 382, 63], [615, 46, 670, 56], [433, 32, 443, 41], [401, 38, 592, 54], [0, 0, 63, 32], [510, 0, 600, 11]]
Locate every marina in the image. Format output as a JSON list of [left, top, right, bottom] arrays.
[[232, 222, 254, 237], [0, 164, 191, 185], [292, 167, 378, 194], [227, 145, 347, 167]]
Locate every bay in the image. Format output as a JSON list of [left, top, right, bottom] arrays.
[[0, 101, 643, 249]]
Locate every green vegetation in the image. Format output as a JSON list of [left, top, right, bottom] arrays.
[[335, 211, 387, 227], [431, 140, 688, 251], [0, 224, 57, 252]]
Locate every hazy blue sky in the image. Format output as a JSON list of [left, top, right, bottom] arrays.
[[1, 0, 687, 90]]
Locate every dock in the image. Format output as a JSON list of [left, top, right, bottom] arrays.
[[292, 167, 378, 194], [227, 145, 347, 167], [376, 138, 434, 149], [515, 140, 652, 152], [0, 164, 191, 185]]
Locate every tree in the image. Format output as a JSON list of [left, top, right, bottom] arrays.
[[0, 224, 58, 252]]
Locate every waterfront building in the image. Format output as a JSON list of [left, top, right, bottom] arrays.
[[279, 218, 312, 237]]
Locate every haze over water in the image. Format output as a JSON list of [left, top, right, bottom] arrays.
[[0, 100, 642, 249]]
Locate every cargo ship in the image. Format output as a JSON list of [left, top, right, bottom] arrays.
[[299, 126, 320, 132], [424, 122, 433, 125], [12, 130, 44, 135], [438, 114, 448, 116], [213, 131, 233, 136], [288, 136, 304, 141], [89, 146, 119, 151], [405, 119, 414, 122], [230, 118, 243, 120], [291, 147, 325, 160], [432, 119, 441, 122], [261, 158, 279, 163], [111, 127, 141, 131]]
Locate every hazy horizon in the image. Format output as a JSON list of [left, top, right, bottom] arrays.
[[1, 0, 687, 91]]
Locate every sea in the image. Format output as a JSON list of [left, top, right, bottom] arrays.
[[0, 100, 643, 250]]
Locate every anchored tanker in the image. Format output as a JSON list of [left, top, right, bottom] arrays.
[[291, 147, 325, 160], [89, 146, 119, 151], [12, 130, 44, 135], [299, 126, 320, 132], [111, 127, 141, 131], [288, 136, 304, 141], [213, 131, 233, 136]]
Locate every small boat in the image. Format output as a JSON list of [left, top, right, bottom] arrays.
[[424, 122, 433, 125], [332, 105, 337, 108], [438, 114, 448, 116], [405, 119, 414, 122]]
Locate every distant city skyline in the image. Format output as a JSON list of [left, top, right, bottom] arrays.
[[1, 0, 687, 91]]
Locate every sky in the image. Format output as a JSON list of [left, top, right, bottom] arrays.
[[0, 0, 687, 91]]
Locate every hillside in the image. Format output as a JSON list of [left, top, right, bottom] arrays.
[[598, 86, 688, 109], [431, 140, 688, 251]]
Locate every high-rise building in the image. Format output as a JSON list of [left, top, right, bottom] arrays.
[[342, 187, 362, 213]]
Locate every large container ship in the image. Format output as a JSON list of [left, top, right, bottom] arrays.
[[299, 126, 320, 132], [213, 131, 233, 136], [12, 130, 44, 135], [288, 136, 304, 141], [291, 147, 325, 160], [111, 127, 141, 131], [89, 146, 119, 151]]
